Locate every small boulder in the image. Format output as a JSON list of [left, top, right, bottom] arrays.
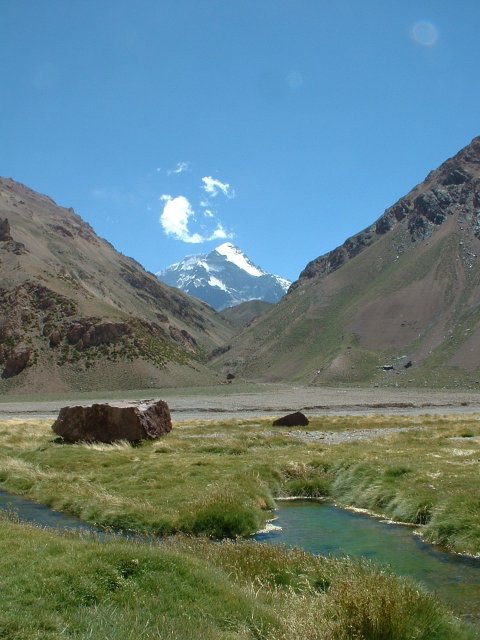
[[272, 411, 309, 427], [52, 400, 172, 443]]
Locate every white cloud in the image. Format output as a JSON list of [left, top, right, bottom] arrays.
[[160, 194, 232, 243], [204, 209, 215, 218], [167, 161, 190, 176], [160, 195, 203, 243], [210, 224, 230, 240], [202, 176, 234, 198]]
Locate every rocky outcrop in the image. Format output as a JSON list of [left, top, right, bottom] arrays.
[[169, 326, 197, 352], [2, 346, 31, 378], [0, 218, 12, 241], [52, 400, 172, 443], [0, 217, 27, 254], [0, 284, 77, 369], [65, 319, 131, 350], [0, 280, 193, 373], [272, 411, 309, 427]]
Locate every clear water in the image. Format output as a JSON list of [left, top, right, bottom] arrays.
[[255, 501, 480, 626], [0, 489, 107, 535], [1, 490, 479, 626]]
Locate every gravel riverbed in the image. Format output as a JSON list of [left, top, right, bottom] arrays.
[[0, 384, 479, 421]]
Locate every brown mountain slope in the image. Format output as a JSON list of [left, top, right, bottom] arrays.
[[213, 136, 480, 388], [0, 178, 234, 394], [219, 300, 273, 328]]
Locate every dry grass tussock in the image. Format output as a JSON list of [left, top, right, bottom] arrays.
[[0, 418, 52, 447]]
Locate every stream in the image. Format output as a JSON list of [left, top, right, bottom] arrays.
[[1, 490, 479, 626], [256, 500, 480, 626]]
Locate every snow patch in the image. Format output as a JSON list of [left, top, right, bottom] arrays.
[[215, 242, 265, 277], [208, 276, 228, 291], [273, 276, 291, 292]]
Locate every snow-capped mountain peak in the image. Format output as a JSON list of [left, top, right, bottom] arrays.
[[214, 243, 265, 277], [156, 244, 291, 310]]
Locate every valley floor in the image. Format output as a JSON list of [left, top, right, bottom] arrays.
[[1, 383, 480, 421]]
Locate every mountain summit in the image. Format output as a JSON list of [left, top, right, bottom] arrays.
[[157, 243, 290, 310]]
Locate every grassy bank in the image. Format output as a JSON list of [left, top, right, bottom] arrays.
[[0, 513, 474, 640], [0, 415, 479, 553]]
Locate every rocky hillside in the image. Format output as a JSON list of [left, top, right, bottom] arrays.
[[157, 243, 290, 310], [0, 178, 234, 394], [213, 136, 480, 388]]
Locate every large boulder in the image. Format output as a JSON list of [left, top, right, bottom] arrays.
[[272, 411, 309, 427], [2, 346, 31, 378], [52, 400, 172, 443]]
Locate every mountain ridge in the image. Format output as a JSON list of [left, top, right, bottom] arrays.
[[0, 177, 234, 393], [213, 136, 480, 388], [290, 136, 480, 290]]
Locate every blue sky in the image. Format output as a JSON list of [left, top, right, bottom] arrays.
[[1, 1, 479, 281]]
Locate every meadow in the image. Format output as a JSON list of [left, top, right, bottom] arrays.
[[0, 413, 479, 638], [0, 414, 479, 552], [0, 514, 475, 640]]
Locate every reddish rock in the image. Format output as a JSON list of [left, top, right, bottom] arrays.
[[52, 400, 172, 443], [2, 347, 31, 378], [272, 411, 309, 427], [66, 320, 131, 349]]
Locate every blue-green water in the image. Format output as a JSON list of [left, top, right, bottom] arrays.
[[0, 489, 107, 535], [255, 500, 480, 626], [1, 490, 479, 625]]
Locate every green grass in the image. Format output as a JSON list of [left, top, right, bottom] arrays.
[[1, 415, 479, 638], [0, 414, 480, 554], [0, 514, 474, 640]]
